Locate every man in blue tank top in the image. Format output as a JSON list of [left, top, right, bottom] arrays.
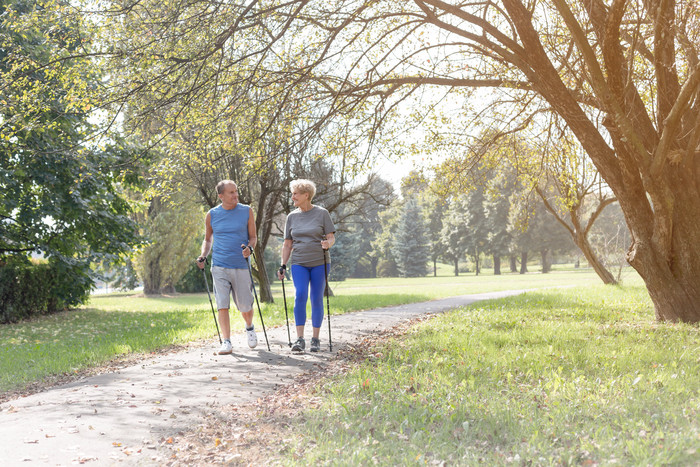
[[196, 180, 258, 354]]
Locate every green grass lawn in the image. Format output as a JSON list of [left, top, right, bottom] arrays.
[[281, 283, 700, 465], [0, 267, 626, 395], [4, 266, 693, 464]]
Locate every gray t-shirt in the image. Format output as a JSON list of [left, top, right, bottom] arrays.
[[284, 206, 336, 267]]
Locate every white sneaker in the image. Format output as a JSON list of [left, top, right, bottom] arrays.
[[246, 327, 258, 349], [218, 339, 233, 355]]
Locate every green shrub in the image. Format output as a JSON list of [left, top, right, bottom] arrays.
[[175, 260, 212, 293], [376, 258, 398, 277], [0, 257, 91, 323]]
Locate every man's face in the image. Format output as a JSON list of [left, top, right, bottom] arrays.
[[218, 183, 239, 207]]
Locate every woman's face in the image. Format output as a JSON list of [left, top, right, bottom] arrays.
[[291, 189, 310, 206]]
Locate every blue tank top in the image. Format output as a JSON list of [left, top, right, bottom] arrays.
[[210, 204, 251, 269]]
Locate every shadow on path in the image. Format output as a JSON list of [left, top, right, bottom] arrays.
[[0, 289, 531, 466]]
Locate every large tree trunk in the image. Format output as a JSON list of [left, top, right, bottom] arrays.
[[623, 180, 700, 322], [249, 182, 283, 304], [572, 232, 617, 285], [493, 255, 501, 275], [510, 255, 518, 272], [541, 249, 552, 273], [369, 256, 379, 278], [502, 0, 700, 320], [520, 251, 528, 274], [143, 254, 162, 295], [252, 244, 273, 303], [536, 188, 618, 284], [453, 257, 459, 276]]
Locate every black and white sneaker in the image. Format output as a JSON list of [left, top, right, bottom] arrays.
[[291, 337, 305, 353], [310, 337, 321, 352]]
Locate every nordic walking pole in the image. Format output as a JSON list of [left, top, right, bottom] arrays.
[[322, 236, 332, 352], [198, 257, 222, 344], [279, 269, 292, 347], [243, 246, 270, 351]]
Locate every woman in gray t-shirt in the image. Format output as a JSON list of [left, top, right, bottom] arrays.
[[277, 179, 335, 353]]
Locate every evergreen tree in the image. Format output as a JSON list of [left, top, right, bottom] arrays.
[[484, 172, 515, 275], [464, 186, 489, 275], [348, 176, 395, 278], [420, 191, 446, 277], [375, 200, 402, 277], [440, 195, 469, 276], [328, 227, 362, 281], [391, 199, 429, 277]]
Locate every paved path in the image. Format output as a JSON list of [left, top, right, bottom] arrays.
[[0, 290, 530, 466]]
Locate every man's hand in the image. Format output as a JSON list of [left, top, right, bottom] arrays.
[[241, 244, 253, 258], [277, 264, 286, 280], [196, 256, 206, 269]]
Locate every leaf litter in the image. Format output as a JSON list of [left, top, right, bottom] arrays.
[[161, 316, 433, 466]]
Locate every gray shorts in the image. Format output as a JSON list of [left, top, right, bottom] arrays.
[[211, 265, 254, 312]]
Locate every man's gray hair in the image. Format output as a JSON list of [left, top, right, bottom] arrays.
[[216, 180, 237, 194]]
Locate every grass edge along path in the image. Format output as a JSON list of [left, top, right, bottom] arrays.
[[0, 270, 604, 397], [173, 284, 700, 466]]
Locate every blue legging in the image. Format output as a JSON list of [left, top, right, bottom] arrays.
[[291, 264, 328, 329]]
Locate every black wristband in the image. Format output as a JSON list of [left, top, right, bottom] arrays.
[[280, 264, 286, 269]]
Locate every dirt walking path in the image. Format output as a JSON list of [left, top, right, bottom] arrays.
[[0, 290, 530, 466]]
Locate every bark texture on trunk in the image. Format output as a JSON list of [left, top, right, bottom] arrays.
[[625, 183, 700, 322], [541, 249, 551, 273], [499, 0, 700, 320], [520, 251, 528, 274], [573, 232, 617, 284], [252, 244, 273, 304], [536, 188, 618, 284], [143, 254, 162, 295]]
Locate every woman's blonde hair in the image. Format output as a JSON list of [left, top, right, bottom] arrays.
[[290, 179, 316, 200]]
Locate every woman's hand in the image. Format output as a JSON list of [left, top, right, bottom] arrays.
[[321, 232, 335, 250]]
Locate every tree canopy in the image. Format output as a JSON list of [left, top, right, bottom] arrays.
[[0, 0, 139, 281], [9, 0, 700, 321]]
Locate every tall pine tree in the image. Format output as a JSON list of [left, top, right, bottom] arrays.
[[391, 199, 429, 278]]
